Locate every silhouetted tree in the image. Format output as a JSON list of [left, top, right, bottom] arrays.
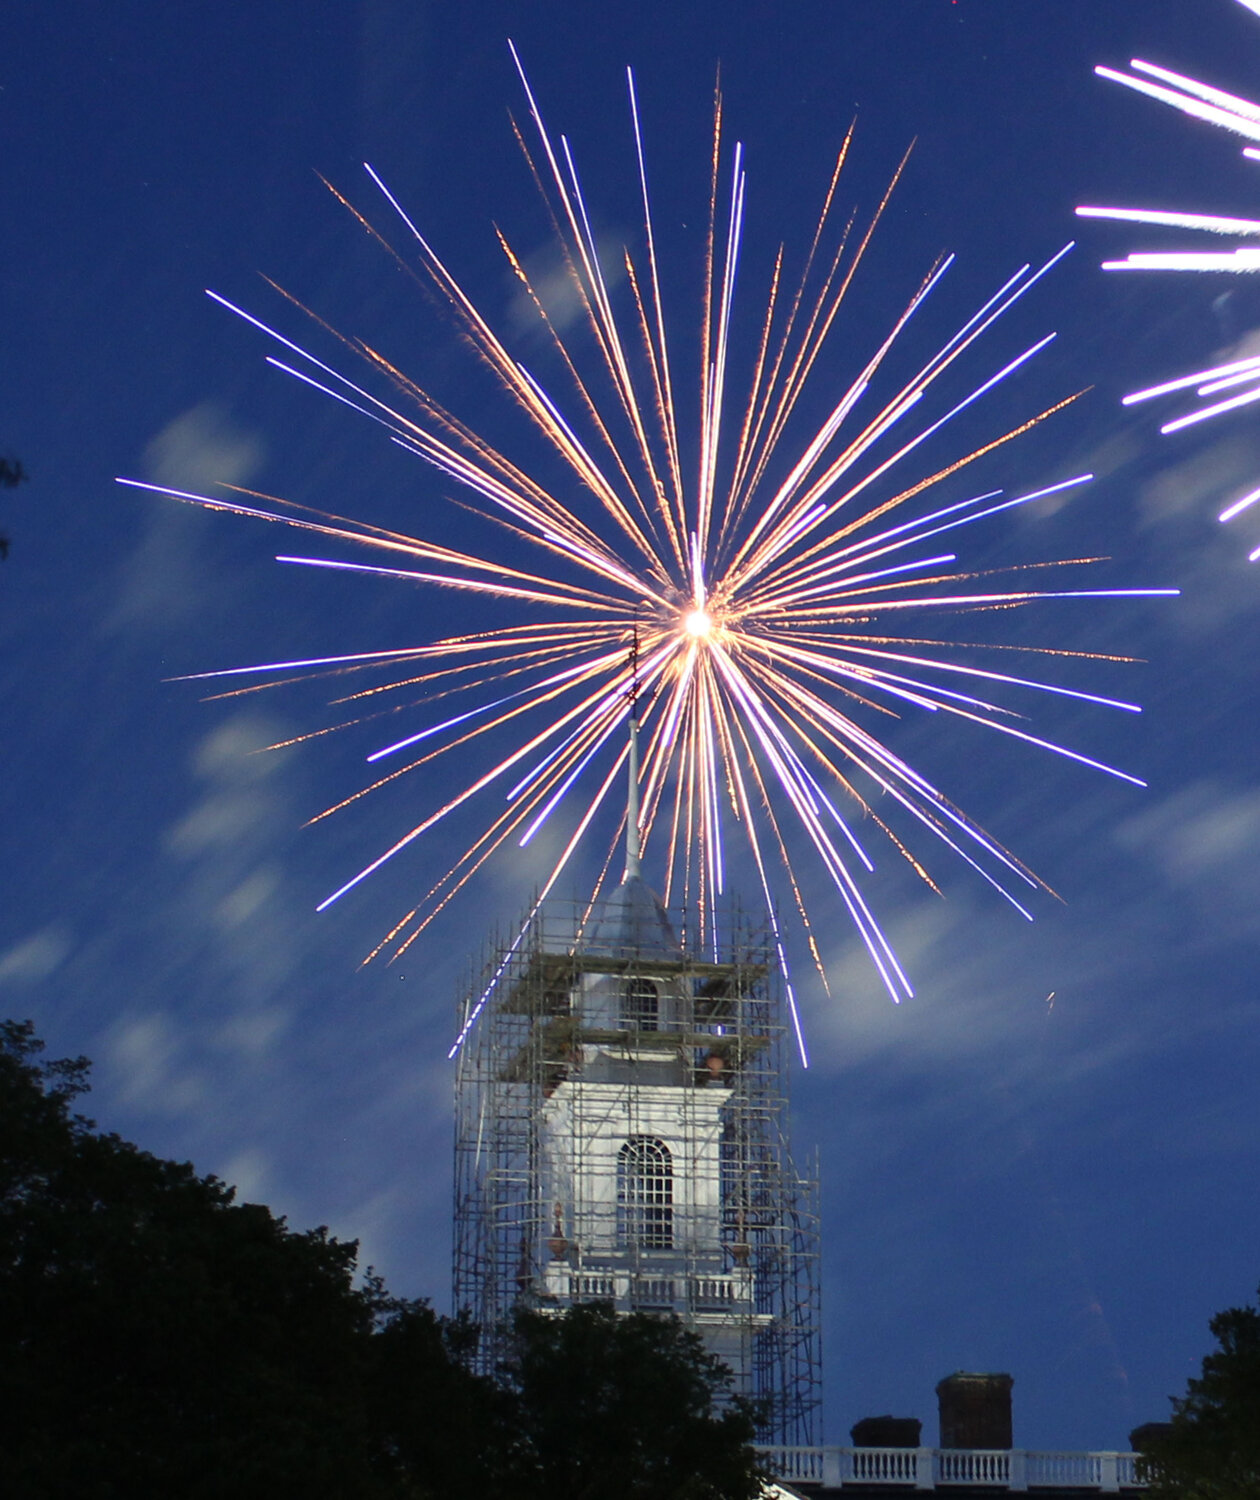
[[368, 1299, 519, 1496], [501, 1299, 765, 1500], [1135, 1286, 1260, 1499], [0, 1019, 490, 1498]]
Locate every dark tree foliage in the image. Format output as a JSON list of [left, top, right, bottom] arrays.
[[0, 1020, 482, 1498], [1136, 1286, 1260, 1500], [0, 1024, 763, 1500], [369, 1301, 519, 1495], [502, 1299, 765, 1500]]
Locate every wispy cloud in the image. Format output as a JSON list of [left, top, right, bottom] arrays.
[[110, 403, 264, 629], [1115, 777, 1260, 937], [221, 1146, 272, 1203], [0, 924, 72, 986], [104, 1010, 208, 1114], [505, 238, 627, 342], [1137, 432, 1260, 529]]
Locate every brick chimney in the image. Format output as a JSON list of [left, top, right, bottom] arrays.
[[936, 1372, 1013, 1448], [850, 1416, 922, 1448]]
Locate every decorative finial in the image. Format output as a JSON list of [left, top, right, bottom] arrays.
[[624, 624, 642, 881]]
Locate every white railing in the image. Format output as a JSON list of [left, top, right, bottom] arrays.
[[1026, 1451, 1102, 1487], [568, 1273, 616, 1298], [557, 1268, 750, 1310], [630, 1277, 676, 1306], [937, 1448, 1011, 1485], [1115, 1455, 1142, 1488], [756, 1446, 1143, 1491], [847, 1447, 925, 1484], [692, 1275, 737, 1304], [761, 1446, 828, 1485]]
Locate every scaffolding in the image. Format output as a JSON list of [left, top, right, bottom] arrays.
[[452, 884, 821, 1445]]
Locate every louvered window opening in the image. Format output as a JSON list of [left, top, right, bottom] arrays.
[[619, 979, 659, 1031]]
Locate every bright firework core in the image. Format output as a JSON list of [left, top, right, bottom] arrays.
[[684, 607, 714, 639]]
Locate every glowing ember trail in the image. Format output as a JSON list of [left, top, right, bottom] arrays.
[[1078, 0, 1260, 556], [121, 51, 1173, 1055]]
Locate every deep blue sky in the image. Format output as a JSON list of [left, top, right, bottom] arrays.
[[4, 0, 1260, 1453]]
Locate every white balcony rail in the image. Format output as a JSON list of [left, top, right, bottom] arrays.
[[757, 1446, 1144, 1491], [561, 1269, 750, 1308]]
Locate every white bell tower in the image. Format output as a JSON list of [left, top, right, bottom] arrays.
[[453, 709, 821, 1441], [534, 870, 765, 1383]]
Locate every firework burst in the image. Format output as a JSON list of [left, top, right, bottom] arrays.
[[121, 51, 1170, 1056], [1078, 0, 1260, 556]]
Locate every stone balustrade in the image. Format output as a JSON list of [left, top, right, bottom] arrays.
[[756, 1446, 1144, 1491]]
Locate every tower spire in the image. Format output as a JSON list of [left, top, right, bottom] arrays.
[[624, 625, 642, 882]]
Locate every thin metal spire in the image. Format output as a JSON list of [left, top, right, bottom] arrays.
[[624, 625, 642, 881]]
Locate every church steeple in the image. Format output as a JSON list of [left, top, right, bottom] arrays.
[[589, 637, 678, 959]]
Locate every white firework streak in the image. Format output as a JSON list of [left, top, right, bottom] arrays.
[[120, 51, 1174, 1057], [1078, 0, 1260, 555]]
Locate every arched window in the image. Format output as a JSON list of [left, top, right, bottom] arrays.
[[617, 1136, 673, 1248], [619, 979, 659, 1032]]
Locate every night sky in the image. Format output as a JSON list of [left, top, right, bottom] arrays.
[[5, 0, 1260, 1455]]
